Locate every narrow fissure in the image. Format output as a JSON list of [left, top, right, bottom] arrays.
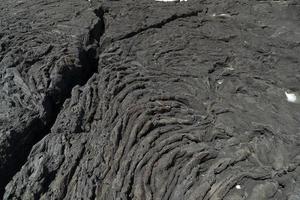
[[115, 9, 203, 41], [0, 7, 105, 198]]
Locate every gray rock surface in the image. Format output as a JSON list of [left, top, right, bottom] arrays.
[[0, 0, 102, 196], [1, 0, 300, 199]]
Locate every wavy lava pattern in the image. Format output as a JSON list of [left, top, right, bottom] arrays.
[[4, 2, 300, 199]]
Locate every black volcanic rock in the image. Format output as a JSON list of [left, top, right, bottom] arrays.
[[1, 0, 300, 199], [0, 0, 102, 196]]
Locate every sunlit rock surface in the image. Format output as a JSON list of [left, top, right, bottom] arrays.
[[1, 0, 300, 199]]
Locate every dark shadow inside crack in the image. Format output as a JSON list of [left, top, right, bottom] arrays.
[[0, 6, 106, 198]]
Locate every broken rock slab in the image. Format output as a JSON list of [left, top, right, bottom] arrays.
[[0, 0, 103, 197]]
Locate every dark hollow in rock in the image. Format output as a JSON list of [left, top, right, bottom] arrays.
[[0, 0, 105, 197]]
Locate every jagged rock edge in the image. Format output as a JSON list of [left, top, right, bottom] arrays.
[[0, 6, 105, 198]]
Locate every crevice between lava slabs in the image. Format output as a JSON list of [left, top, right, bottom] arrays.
[[0, 7, 105, 198], [115, 8, 203, 41]]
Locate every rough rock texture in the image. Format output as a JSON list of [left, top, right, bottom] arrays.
[[0, 0, 102, 196], [1, 0, 300, 199]]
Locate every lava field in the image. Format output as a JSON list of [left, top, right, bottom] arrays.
[[0, 0, 300, 199]]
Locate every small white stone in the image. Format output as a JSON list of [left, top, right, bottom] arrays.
[[217, 80, 224, 85], [235, 185, 241, 189], [155, 0, 179, 2], [285, 91, 297, 103], [211, 13, 231, 18], [155, 0, 187, 2], [218, 13, 231, 18]]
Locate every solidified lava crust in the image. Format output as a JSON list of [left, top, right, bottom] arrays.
[[1, 0, 300, 199]]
